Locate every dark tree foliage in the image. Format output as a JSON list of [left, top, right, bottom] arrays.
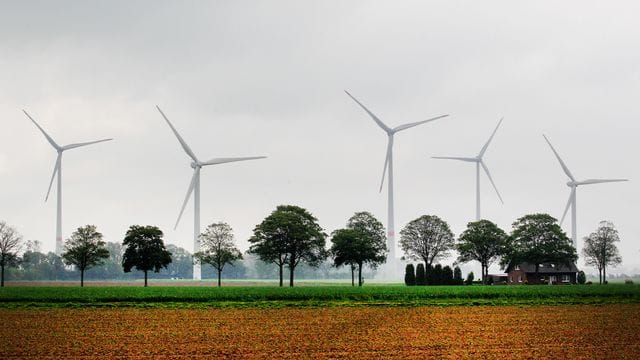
[[400, 215, 455, 269], [0, 221, 22, 287], [331, 212, 387, 287], [453, 266, 464, 285], [404, 264, 416, 286], [501, 214, 577, 277], [416, 263, 426, 286], [249, 205, 326, 287], [577, 270, 586, 285], [457, 220, 508, 285], [442, 265, 454, 285], [433, 264, 443, 285], [194, 222, 243, 287], [465, 271, 475, 285], [122, 225, 172, 287], [582, 221, 622, 285], [61, 225, 110, 287]]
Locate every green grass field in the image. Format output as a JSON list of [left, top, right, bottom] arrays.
[[1, 284, 639, 308]]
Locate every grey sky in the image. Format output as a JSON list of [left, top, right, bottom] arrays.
[[1, 1, 639, 275]]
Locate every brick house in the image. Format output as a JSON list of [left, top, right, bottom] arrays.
[[506, 262, 578, 285]]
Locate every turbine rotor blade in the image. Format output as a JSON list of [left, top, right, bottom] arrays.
[[480, 160, 503, 204], [575, 179, 628, 185], [23, 110, 61, 150], [543, 135, 576, 181], [478, 117, 503, 158], [156, 105, 199, 162], [431, 156, 477, 162], [45, 154, 61, 202], [175, 169, 198, 229], [379, 138, 392, 193], [62, 138, 113, 150], [201, 156, 267, 166], [393, 114, 449, 132], [344, 90, 391, 133], [560, 189, 574, 225]]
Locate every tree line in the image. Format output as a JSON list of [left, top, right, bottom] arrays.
[[0, 208, 625, 287]]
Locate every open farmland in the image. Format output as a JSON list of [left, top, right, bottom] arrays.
[[1, 304, 639, 358], [1, 284, 639, 308]]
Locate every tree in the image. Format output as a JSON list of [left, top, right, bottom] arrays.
[[501, 214, 577, 279], [577, 270, 586, 285], [330, 212, 387, 287], [465, 271, 474, 285], [433, 264, 443, 285], [457, 220, 508, 285], [61, 225, 110, 287], [249, 205, 326, 287], [442, 265, 454, 285], [404, 264, 416, 286], [453, 266, 463, 285], [416, 263, 426, 286], [194, 222, 243, 287], [582, 221, 623, 284], [122, 225, 172, 287], [0, 221, 22, 287], [400, 215, 455, 270]]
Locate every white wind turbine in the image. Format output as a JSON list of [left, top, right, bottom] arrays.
[[157, 106, 266, 280], [23, 110, 113, 255], [432, 118, 504, 221], [345, 91, 449, 260], [543, 134, 628, 249]]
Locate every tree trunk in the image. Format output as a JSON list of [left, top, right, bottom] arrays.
[[81, 269, 84, 288], [218, 268, 222, 287], [603, 265, 607, 284], [144, 270, 148, 287], [289, 264, 295, 287], [1, 264, 4, 287], [481, 264, 486, 285], [598, 268, 602, 285], [351, 265, 355, 287], [278, 264, 283, 287], [358, 262, 363, 287]]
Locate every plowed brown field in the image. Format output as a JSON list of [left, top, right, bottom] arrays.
[[2, 305, 639, 358]]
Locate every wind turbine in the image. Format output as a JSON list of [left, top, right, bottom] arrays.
[[156, 106, 266, 280], [543, 134, 628, 249], [23, 110, 113, 255], [344, 91, 449, 260], [432, 118, 504, 220]]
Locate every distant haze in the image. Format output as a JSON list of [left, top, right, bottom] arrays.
[[1, 1, 639, 276]]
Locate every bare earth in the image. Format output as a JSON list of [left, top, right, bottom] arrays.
[[1, 304, 639, 359]]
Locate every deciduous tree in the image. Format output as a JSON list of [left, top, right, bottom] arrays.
[[457, 220, 508, 284], [194, 222, 243, 287], [0, 221, 22, 287], [122, 225, 172, 287], [249, 205, 326, 287], [330, 212, 387, 286], [501, 214, 577, 278], [582, 221, 622, 284], [400, 215, 455, 269], [61, 225, 109, 287]]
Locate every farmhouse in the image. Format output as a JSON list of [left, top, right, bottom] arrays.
[[506, 262, 578, 285]]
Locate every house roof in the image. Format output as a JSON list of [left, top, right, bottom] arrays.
[[508, 262, 578, 273]]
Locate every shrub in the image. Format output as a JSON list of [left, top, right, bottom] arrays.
[[416, 264, 426, 286], [442, 266, 454, 285], [404, 264, 416, 286], [464, 271, 474, 285], [433, 264, 443, 285], [625, 279, 634, 285], [586, 281, 593, 285], [453, 266, 464, 285], [577, 270, 586, 285]]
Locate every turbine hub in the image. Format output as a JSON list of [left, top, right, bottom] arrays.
[[567, 181, 577, 187], [190, 162, 201, 169]]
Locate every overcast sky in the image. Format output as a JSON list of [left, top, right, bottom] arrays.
[[1, 1, 639, 275]]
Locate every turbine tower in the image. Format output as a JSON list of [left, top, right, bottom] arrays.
[[157, 106, 266, 280], [432, 118, 504, 220], [543, 134, 628, 249], [23, 110, 113, 255], [344, 91, 448, 260]]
